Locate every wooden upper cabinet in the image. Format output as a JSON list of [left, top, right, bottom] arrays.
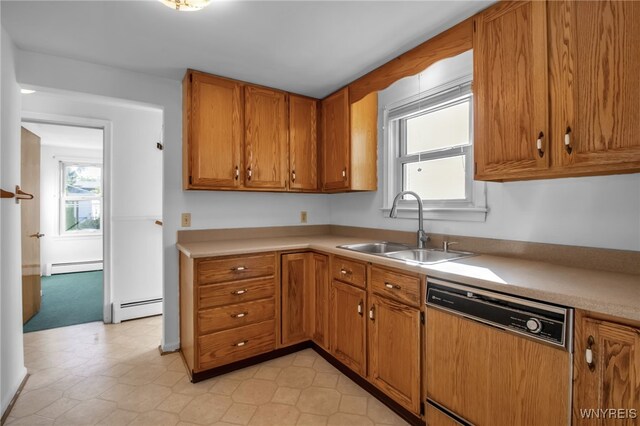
[[244, 86, 288, 190], [289, 95, 318, 191], [474, 1, 550, 180], [183, 71, 243, 189], [321, 88, 378, 192], [549, 0, 640, 175], [573, 314, 640, 425], [322, 88, 351, 191]]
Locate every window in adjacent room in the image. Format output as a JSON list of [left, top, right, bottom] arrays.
[[60, 162, 102, 234]]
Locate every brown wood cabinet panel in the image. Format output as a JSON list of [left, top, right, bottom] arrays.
[[368, 294, 421, 414], [244, 85, 288, 189], [180, 252, 196, 373], [198, 277, 275, 309], [427, 307, 570, 426], [312, 253, 330, 349], [549, 0, 640, 175], [185, 71, 243, 189], [289, 95, 318, 191], [197, 253, 275, 285], [330, 279, 367, 376], [198, 319, 276, 371], [573, 313, 640, 426], [474, 1, 550, 180], [331, 256, 367, 289], [281, 253, 309, 345], [370, 266, 421, 308], [426, 404, 463, 426], [321, 88, 350, 191], [350, 92, 378, 191], [198, 298, 275, 335]]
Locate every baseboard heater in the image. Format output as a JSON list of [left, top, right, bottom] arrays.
[[47, 260, 103, 276], [112, 298, 162, 323]]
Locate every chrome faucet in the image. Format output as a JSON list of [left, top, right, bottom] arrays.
[[389, 190, 429, 248]]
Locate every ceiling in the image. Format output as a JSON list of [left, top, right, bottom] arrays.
[[2, 1, 491, 98], [22, 122, 103, 150]]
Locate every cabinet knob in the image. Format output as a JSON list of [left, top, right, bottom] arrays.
[[586, 335, 596, 372], [342, 168, 347, 180], [357, 300, 363, 316], [369, 305, 375, 321], [235, 166, 240, 180], [536, 132, 545, 158], [247, 167, 252, 180], [564, 127, 573, 154], [291, 170, 296, 182], [340, 268, 352, 276]]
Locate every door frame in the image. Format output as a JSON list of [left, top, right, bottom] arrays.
[[22, 111, 113, 323]]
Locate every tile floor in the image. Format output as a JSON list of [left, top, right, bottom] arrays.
[[6, 316, 409, 426]]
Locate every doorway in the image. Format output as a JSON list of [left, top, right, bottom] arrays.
[[20, 122, 105, 332]]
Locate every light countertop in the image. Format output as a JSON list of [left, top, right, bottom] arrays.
[[177, 235, 640, 322]]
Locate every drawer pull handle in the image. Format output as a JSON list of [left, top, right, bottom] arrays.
[[232, 266, 247, 272], [231, 312, 248, 318], [536, 131, 545, 158], [586, 335, 595, 372], [564, 127, 573, 154], [357, 300, 363, 316], [340, 268, 352, 275], [233, 340, 248, 347], [369, 305, 375, 321], [231, 289, 248, 295], [384, 282, 401, 290]]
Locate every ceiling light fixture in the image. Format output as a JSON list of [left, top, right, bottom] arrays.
[[159, 0, 211, 11], [21, 89, 36, 95]]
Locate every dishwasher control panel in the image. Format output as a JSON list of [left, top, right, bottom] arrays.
[[427, 280, 572, 350]]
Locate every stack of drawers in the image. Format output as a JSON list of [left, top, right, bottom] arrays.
[[189, 253, 277, 372]]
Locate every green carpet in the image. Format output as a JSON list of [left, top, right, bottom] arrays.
[[23, 271, 103, 333]]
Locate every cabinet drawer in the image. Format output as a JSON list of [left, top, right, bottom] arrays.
[[197, 253, 275, 285], [198, 320, 275, 371], [332, 256, 367, 288], [371, 266, 421, 307], [198, 298, 275, 335], [198, 277, 275, 309]]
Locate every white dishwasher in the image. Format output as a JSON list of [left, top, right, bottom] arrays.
[[425, 278, 573, 426]]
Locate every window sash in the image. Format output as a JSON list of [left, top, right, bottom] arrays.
[[60, 162, 103, 235]]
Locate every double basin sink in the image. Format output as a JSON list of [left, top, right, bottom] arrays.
[[338, 242, 474, 265]]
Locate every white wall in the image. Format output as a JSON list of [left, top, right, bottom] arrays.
[[330, 51, 640, 252], [0, 25, 28, 414], [22, 92, 164, 309], [38, 144, 103, 274]]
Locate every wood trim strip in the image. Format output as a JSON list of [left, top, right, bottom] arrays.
[[348, 17, 474, 103], [0, 373, 29, 425]]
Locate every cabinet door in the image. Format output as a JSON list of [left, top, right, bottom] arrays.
[[289, 95, 318, 191], [244, 85, 288, 190], [187, 72, 243, 188], [321, 88, 350, 191], [311, 253, 330, 349], [330, 279, 366, 375], [368, 294, 421, 414], [281, 253, 309, 345], [474, 1, 549, 180], [573, 316, 640, 425], [549, 1, 640, 174]]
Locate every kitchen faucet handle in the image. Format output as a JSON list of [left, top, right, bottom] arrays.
[[443, 241, 458, 252]]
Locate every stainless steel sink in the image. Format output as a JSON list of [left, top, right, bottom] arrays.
[[384, 248, 474, 264], [338, 242, 412, 254]]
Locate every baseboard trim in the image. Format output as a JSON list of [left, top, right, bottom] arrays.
[[1, 373, 30, 426], [158, 345, 180, 356], [184, 341, 422, 426]]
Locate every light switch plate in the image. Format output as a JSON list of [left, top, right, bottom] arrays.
[[181, 213, 191, 227], [300, 211, 308, 224]]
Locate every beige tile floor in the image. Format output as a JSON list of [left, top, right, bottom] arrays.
[[6, 316, 409, 426]]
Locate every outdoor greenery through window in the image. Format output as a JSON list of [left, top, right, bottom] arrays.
[[390, 80, 473, 205], [60, 162, 102, 234]]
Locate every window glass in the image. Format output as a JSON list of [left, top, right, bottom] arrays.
[[405, 101, 470, 154], [64, 199, 101, 232], [403, 156, 467, 201], [64, 165, 101, 196]]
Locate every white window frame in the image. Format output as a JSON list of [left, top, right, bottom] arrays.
[[382, 75, 487, 222], [59, 161, 103, 236]]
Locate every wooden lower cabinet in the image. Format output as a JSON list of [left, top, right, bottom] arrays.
[[330, 279, 367, 376], [573, 311, 640, 425], [368, 294, 421, 414], [281, 253, 309, 345], [311, 253, 330, 349]]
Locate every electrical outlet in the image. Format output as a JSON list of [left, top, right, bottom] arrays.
[[300, 211, 308, 224], [181, 213, 191, 227]]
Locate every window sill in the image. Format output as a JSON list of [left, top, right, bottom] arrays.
[[53, 233, 103, 241], [380, 206, 488, 222]]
